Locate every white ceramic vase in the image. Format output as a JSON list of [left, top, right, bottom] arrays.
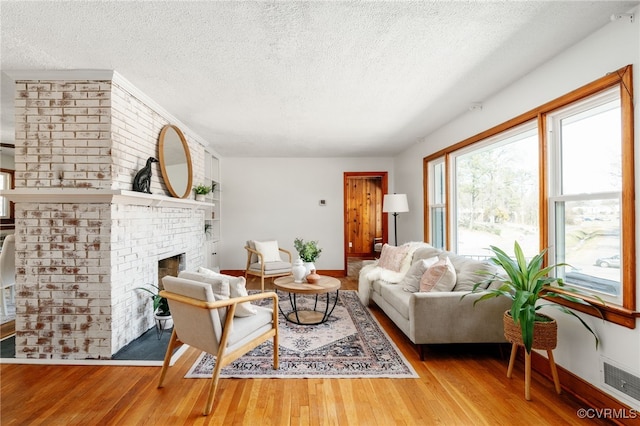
[[292, 258, 307, 283], [195, 194, 206, 202], [303, 261, 315, 276]]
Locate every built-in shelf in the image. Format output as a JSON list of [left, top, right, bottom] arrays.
[[5, 188, 213, 210]]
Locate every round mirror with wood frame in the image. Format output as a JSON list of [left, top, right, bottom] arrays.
[[158, 124, 193, 199]]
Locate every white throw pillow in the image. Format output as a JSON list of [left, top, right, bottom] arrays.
[[228, 276, 257, 317], [419, 256, 457, 292], [178, 270, 231, 322], [178, 270, 230, 299], [197, 267, 257, 317], [254, 240, 282, 263], [401, 256, 440, 292]]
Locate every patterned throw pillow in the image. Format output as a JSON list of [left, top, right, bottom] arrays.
[[377, 244, 410, 272], [401, 256, 440, 292], [419, 256, 457, 292]]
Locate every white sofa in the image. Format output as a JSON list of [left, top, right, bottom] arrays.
[[359, 243, 511, 359]]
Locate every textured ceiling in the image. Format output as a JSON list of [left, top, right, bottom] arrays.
[[1, 1, 637, 157]]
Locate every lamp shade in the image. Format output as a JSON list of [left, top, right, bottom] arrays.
[[383, 194, 409, 213]]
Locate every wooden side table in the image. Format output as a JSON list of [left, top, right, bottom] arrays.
[[273, 275, 341, 325]]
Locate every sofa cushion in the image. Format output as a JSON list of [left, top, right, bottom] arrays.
[[420, 256, 457, 292], [380, 284, 412, 320], [445, 253, 496, 291], [198, 267, 257, 317], [401, 256, 439, 293], [412, 245, 442, 262]]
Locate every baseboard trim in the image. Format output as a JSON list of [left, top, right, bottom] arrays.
[[530, 351, 640, 425]]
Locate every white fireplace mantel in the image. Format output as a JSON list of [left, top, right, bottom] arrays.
[[4, 188, 214, 210]]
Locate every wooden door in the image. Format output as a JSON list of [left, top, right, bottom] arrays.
[[344, 172, 388, 259]]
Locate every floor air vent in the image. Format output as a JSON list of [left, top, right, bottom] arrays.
[[604, 362, 640, 402]]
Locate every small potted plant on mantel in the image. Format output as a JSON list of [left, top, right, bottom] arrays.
[[193, 183, 212, 202]]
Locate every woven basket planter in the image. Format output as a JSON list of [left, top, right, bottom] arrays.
[[503, 311, 557, 350]]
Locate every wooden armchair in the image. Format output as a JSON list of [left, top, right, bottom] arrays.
[[157, 276, 279, 416], [244, 240, 293, 292]]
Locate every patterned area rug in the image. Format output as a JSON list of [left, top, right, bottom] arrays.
[[185, 290, 418, 379]]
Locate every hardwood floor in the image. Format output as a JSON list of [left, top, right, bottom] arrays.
[[0, 269, 615, 425]]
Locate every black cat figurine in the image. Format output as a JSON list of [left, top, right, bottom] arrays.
[[132, 157, 158, 194]]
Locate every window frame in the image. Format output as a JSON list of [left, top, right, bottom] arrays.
[[423, 65, 637, 328], [427, 157, 447, 249], [0, 168, 15, 226]]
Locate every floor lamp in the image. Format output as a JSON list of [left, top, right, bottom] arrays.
[[383, 194, 409, 246]]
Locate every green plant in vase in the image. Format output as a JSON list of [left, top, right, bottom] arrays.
[[465, 241, 602, 353], [293, 238, 322, 263], [136, 284, 171, 317], [193, 183, 212, 195]]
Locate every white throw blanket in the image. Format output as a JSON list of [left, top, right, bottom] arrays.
[[358, 262, 378, 306]]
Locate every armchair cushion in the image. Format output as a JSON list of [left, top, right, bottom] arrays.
[[162, 276, 225, 354], [254, 240, 282, 263], [226, 306, 274, 352], [196, 267, 257, 317], [247, 240, 259, 264], [248, 261, 291, 273]]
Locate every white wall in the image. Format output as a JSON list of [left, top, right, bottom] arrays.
[[395, 9, 640, 407], [220, 157, 394, 271]]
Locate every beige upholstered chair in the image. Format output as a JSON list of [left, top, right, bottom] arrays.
[[244, 240, 292, 292], [0, 234, 16, 316], [157, 276, 279, 416]]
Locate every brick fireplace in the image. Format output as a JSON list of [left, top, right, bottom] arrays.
[[9, 71, 210, 359]]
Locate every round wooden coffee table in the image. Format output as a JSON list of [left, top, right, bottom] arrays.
[[273, 275, 341, 325]]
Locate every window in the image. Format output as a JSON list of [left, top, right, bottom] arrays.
[[424, 65, 636, 327], [450, 124, 539, 258], [427, 158, 446, 249], [0, 169, 14, 222], [548, 89, 623, 304]]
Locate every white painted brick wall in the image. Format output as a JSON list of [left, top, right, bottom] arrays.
[[13, 78, 208, 359]]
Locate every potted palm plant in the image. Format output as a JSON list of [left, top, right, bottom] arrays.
[[466, 241, 601, 354]]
